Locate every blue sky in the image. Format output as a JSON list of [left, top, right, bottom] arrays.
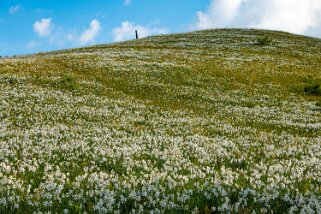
[[1, 0, 321, 56]]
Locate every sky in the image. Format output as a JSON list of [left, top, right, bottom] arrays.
[[1, 0, 321, 56]]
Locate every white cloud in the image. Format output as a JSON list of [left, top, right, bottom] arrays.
[[33, 18, 53, 37], [80, 19, 101, 44], [193, 0, 321, 37], [30, 19, 102, 48], [124, 0, 132, 6], [9, 5, 21, 14], [195, 0, 245, 29], [112, 21, 169, 42], [47, 28, 76, 46], [254, 0, 321, 34], [27, 40, 38, 49]]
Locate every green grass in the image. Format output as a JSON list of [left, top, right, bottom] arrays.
[[256, 35, 272, 46]]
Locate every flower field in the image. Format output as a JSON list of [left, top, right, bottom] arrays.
[[0, 29, 320, 213]]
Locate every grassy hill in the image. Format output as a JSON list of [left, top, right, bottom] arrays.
[[0, 29, 320, 213]]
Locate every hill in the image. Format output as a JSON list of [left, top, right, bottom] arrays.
[[0, 29, 320, 213]]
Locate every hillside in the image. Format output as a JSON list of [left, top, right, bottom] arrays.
[[0, 29, 321, 213]]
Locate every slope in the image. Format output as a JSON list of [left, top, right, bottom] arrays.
[[0, 29, 320, 212]]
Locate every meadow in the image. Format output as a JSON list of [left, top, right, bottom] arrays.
[[0, 29, 320, 213]]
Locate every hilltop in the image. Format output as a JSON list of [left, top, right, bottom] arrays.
[[0, 29, 320, 213]]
